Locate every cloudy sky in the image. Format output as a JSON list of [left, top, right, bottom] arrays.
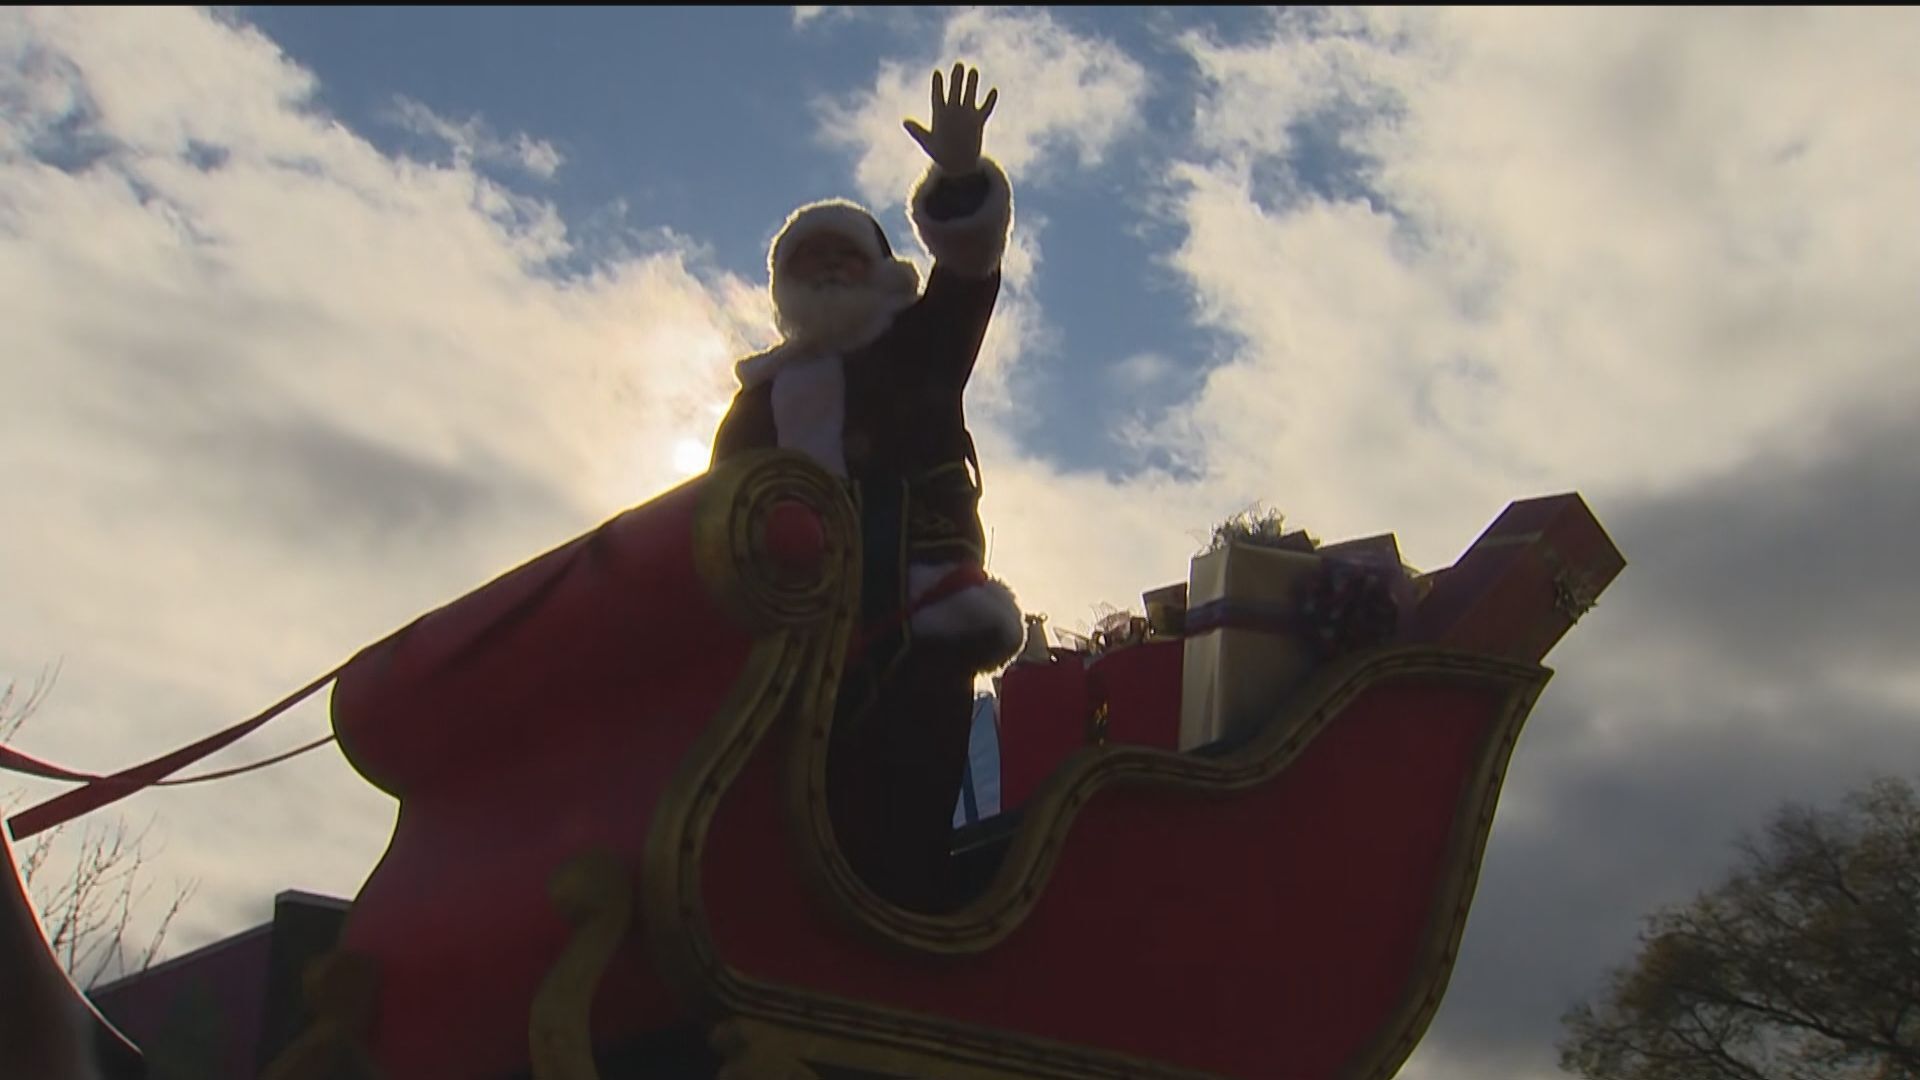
[[4, 6, 1919, 1077]]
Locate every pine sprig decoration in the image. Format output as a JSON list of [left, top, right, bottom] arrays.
[[1206, 505, 1316, 553]]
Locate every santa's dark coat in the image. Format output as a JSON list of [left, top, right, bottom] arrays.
[[710, 261, 998, 568], [708, 162, 1011, 910]]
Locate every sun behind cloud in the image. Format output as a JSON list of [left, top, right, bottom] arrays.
[[671, 437, 712, 478]]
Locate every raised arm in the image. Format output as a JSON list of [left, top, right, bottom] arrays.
[[906, 63, 1012, 282]]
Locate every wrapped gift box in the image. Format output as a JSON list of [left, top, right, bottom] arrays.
[[1142, 583, 1188, 637], [1177, 535, 1416, 752], [1407, 493, 1624, 663], [1177, 544, 1324, 752], [1318, 533, 1421, 639]]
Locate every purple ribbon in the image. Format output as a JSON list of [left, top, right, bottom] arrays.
[[1183, 598, 1305, 636]]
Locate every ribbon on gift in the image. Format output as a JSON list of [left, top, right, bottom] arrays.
[[1183, 598, 1302, 636], [1187, 558, 1402, 660], [1298, 559, 1402, 657]]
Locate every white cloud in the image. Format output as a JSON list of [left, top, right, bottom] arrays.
[[816, 7, 1149, 210], [790, 6, 850, 31], [387, 95, 565, 180], [976, 448, 1220, 638], [1151, 6, 1920, 568], [1114, 351, 1173, 390], [0, 7, 764, 952]]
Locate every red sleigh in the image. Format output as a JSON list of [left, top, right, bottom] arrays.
[[241, 447, 1619, 1079], [3, 445, 1621, 1079]]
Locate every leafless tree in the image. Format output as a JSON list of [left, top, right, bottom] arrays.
[[4, 665, 197, 988]]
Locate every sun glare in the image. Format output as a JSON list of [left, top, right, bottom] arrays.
[[671, 437, 711, 478]]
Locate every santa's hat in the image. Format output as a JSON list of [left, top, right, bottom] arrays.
[[768, 200, 896, 281], [762, 199, 922, 351]]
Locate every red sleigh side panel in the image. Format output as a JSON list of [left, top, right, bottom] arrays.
[[325, 451, 855, 1078], [662, 648, 1543, 1080]]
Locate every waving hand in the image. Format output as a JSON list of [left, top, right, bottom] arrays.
[[903, 62, 998, 173]]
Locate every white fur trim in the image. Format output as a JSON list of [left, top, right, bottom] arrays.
[[734, 342, 805, 390], [768, 353, 847, 477], [769, 200, 889, 280], [771, 261, 917, 350], [736, 258, 918, 390], [909, 156, 1012, 279], [908, 562, 1024, 669]]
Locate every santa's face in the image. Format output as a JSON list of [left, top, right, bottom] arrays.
[[785, 233, 873, 286], [773, 232, 920, 352]]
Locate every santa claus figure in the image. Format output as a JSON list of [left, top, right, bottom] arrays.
[[711, 63, 1020, 910]]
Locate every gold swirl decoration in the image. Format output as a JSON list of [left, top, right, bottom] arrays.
[[643, 448, 861, 1031], [529, 850, 634, 1080], [691, 449, 859, 634]]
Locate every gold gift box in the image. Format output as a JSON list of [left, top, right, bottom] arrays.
[[1142, 582, 1188, 637], [1177, 533, 1410, 752], [1177, 543, 1323, 752]]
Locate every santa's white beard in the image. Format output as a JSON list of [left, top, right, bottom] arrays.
[[772, 259, 920, 353]]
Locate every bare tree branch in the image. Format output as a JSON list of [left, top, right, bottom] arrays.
[[4, 667, 194, 987]]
